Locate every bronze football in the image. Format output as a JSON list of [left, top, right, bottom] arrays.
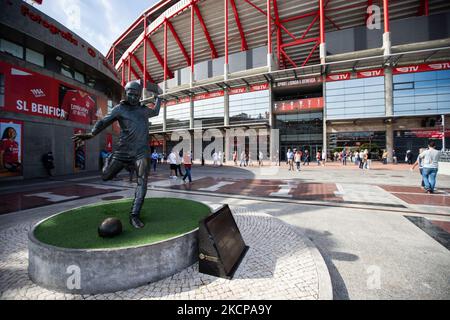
[[98, 218, 123, 238]]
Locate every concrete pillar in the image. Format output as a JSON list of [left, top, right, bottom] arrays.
[[189, 97, 194, 130], [322, 83, 327, 158], [224, 90, 230, 127], [163, 104, 167, 133], [224, 64, 229, 81], [320, 43, 327, 64], [385, 67, 394, 163], [383, 32, 392, 56], [267, 53, 273, 72]]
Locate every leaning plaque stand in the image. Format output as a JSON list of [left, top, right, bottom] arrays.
[[198, 205, 249, 279]]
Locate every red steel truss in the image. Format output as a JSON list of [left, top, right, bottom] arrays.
[[116, 0, 402, 86]]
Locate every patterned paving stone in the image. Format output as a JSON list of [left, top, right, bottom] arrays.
[[0, 208, 329, 300]]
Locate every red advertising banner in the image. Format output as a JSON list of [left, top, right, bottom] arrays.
[[250, 83, 269, 91], [404, 130, 450, 139], [326, 73, 352, 82], [274, 98, 324, 114], [357, 69, 385, 78], [393, 61, 450, 74], [0, 61, 98, 125], [194, 90, 224, 101], [228, 87, 247, 95], [0, 119, 23, 178]]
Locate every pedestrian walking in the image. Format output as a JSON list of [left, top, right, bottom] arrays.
[[168, 149, 177, 179], [182, 151, 193, 183], [303, 150, 310, 166], [294, 150, 302, 171], [176, 151, 184, 176], [41, 151, 55, 177], [240, 151, 246, 167], [151, 150, 158, 172], [233, 151, 238, 166], [411, 148, 426, 189], [287, 149, 294, 171], [213, 151, 219, 167], [418, 141, 441, 194], [258, 151, 264, 166], [316, 151, 322, 166]]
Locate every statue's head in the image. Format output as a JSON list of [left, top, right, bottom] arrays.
[[124, 81, 142, 106]]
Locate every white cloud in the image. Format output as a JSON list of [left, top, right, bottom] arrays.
[[32, 0, 159, 55]]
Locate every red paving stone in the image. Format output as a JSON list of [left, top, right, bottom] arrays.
[[391, 193, 450, 207], [168, 178, 342, 202], [430, 220, 450, 233], [381, 185, 450, 194], [0, 185, 119, 215]]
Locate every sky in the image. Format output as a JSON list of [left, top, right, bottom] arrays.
[[25, 0, 160, 56]]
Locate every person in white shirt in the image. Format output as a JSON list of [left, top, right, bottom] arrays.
[[168, 150, 177, 179], [418, 141, 441, 194], [218, 151, 223, 166], [213, 152, 218, 167]]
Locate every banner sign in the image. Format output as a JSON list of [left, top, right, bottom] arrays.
[[274, 77, 322, 88], [326, 73, 352, 82], [0, 61, 104, 125], [0, 119, 23, 178], [274, 98, 324, 114], [393, 62, 450, 74], [194, 90, 224, 101], [402, 129, 450, 139], [357, 69, 385, 78]]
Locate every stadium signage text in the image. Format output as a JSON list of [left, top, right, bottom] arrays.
[[393, 62, 450, 74]]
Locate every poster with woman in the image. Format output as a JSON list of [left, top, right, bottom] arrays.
[[0, 119, 23, 178]]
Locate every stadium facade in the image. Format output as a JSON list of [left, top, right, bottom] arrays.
[[0, 0, 122, 180], [109, 0, 450, 163]]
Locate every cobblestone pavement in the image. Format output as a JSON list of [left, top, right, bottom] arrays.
[[0, 208, 331, 300]]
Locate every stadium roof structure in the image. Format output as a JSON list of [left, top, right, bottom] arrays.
[[106, 0, 450, 87]]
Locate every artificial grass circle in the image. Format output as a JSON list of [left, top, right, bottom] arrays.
[[34, 198, 211, 250]]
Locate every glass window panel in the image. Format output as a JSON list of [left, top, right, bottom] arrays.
[[393, 89, 415, 97], [414, 80, 436, 89], [344, 79, 365, 88], [437, 86, 450, 95], [414, 102, 437, 111], [326, 81, 345, 90], [0, 39, 23, 58], [363, 76, 384, 86], [414, 87, 437, 96], [414, 95, 437, 103], [364, 85, 385, 93], [25, 48, 44, 67], [394, 82, 414, 90], [414, 71, 436, 81], [394, 73, 414, 83], [438, 94, 450, 102], [345, 93, 365, 101], [74, 71, 85, 83], [436, 70, 450, 80], [437, 79, 450, 87], [394, 96, 415, 104]]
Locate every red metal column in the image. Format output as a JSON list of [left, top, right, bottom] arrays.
[[143, 15, 148, 86], [164, 19, 168, 84], [191, 2, 195, 74], [272, 0, 282, 67], [121, 61, 125, 87], [267, 0, 272, 55], [225, 0, 229, 65], [112, 46, 116, 68], [319, 0, 325, 45], [127, 56, 131, 82], [383, 0, 390, 33]]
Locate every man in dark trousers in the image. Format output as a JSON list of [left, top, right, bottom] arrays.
[[41, 151, 54, 177], [72, 81, 162, 229]]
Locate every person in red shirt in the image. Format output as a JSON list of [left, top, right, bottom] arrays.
[[61, 89, 97, 124], [0, 127, 21, 172]]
